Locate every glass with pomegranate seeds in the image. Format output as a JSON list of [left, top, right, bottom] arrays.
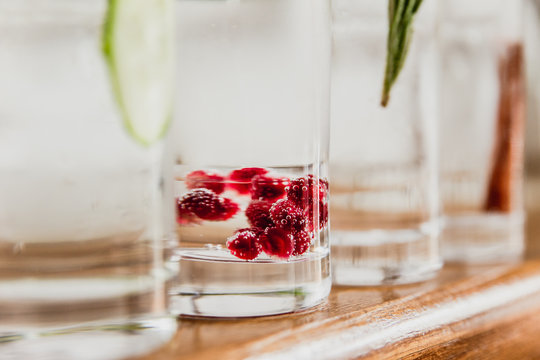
[[169, 0, 331, 317]]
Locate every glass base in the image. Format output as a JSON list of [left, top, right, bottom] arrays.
[[0, 317, 177, 360], [169, 249, 331, 317], [331, 228, 442, 286], [441, 213, 525, 264], [0, 269, 177, 359]]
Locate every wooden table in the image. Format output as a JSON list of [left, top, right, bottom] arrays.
[[138, 178, 540, 360]]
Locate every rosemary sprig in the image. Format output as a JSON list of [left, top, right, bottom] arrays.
[[381, 0, 424, 107]]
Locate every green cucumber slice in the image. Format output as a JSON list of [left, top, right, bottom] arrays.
[[103, 0, 174, 146]]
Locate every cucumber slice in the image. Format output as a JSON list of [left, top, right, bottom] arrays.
[[102, 0, 174, 146]]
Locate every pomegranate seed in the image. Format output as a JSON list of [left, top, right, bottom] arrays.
[[250, 175, 289, 201], [260, 227, 295, 259], [177, 189, 239, 222], [245, 200, 275, 230], [269, 199, 305, 232], [228, 167, 268, 194], [185, 170, 225, 194], [227, 229, 262, 260], [293, 230, 312, 256]]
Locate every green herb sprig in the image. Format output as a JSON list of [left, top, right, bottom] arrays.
[[381, 0, 424, 107]]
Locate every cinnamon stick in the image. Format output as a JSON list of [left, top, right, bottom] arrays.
[[484, 43, 525, 212]]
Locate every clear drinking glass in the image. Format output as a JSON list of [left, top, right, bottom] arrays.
[[438, 0, 526, 263], [170, 0, 331, 317], [330, 0, 441, 285], [0, 1, 177, 357]]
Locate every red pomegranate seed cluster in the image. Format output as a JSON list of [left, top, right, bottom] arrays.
[[246, 200, 275, 229], [176, 168, 329, 261], [185, 170, 225, 194], [226, 229, 262, 260], [250, 175, 289, 201], [228, 167, 268, 194], [177, 188, 239, 222]]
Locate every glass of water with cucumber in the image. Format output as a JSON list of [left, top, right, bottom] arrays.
[[0, 0, 176, 357]]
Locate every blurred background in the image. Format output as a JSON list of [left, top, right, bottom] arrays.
[[524, 0, 540, 257], [525, 0, 540, 172]]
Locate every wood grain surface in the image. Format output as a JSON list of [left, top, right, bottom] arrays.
[[135, 178, 540, 360]]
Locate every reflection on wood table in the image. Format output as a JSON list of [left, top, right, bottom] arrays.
[[136, 178, 540, 360]]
